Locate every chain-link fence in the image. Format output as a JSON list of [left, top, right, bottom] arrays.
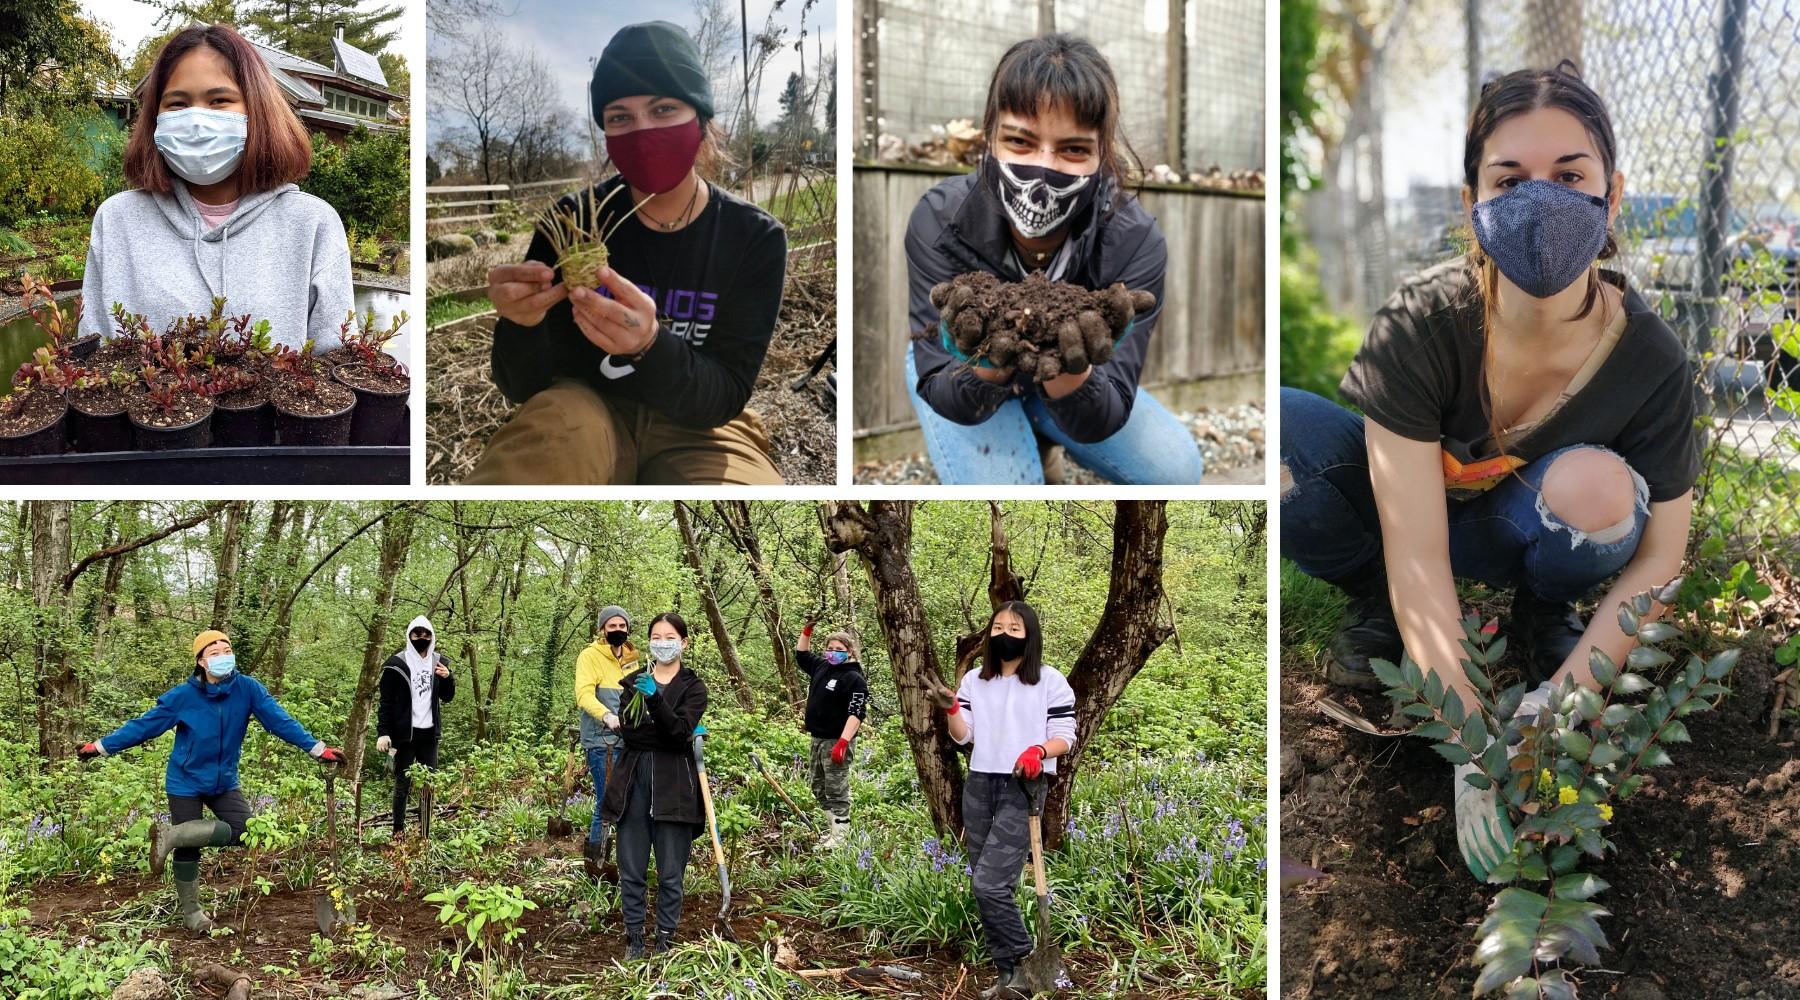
[[855, 0, 1264, 172], [1305, 0, 1800, 566]]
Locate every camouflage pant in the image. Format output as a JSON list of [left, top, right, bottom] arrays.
[[808, 736, 852, 821], [963, 772, 1035, 965]]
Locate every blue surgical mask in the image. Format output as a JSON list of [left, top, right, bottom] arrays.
[[1470, 179, 1611, 298], [205, 653, 237, 679], [824, 650, 849, 665], [154, 108, 248, 186], [649, 639, 684, 663]]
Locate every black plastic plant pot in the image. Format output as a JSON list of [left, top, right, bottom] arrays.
[[340, 381, 407, 446], [0, 401, 69, 457], [68, 406, 133, 453], [131, 408, 213, 451], [67, 334, 101, 359], [274, 396, 355, 446], [212, 399, 275, 447]]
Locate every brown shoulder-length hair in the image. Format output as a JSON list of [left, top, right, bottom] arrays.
[[980, 34, 1142, 210], [125, 24, 312, 194], [978, 600, 1044, 684]]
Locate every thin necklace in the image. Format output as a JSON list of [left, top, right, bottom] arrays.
[[637, 176, 701, 231]]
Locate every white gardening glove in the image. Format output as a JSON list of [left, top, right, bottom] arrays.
[[376, 735, 391, 754], [1455, 681, 1554, 880]]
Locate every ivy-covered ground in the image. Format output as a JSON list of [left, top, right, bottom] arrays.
[[2, 657, 1266, 1000], [1278, 565, 1800, 1000]]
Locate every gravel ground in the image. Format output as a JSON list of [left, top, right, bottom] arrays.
[[853, 398, 1266, 485]]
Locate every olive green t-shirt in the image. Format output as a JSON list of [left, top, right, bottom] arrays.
[[1338, 260, 1699, 502]]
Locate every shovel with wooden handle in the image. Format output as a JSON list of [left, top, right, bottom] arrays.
[[749, 751, 817, 830], [1015, 775, 1067, 995], [692, 727, 737, 941], [313, 759, 356, 937]]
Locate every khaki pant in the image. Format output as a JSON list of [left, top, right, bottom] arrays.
[[466, 379, 784, 485]]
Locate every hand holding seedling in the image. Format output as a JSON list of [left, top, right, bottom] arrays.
[[489, 263, 568, 328], [568, 267, 658, 358]]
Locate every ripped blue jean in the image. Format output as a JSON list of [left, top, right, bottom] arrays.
[[1279, 388, 1650, 602], [904, 344, 1204, 485]]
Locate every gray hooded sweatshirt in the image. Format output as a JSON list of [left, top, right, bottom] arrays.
[[79, 181, 352, 350]]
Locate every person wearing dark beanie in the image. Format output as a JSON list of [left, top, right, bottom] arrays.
[[473, 20, 789, 486]]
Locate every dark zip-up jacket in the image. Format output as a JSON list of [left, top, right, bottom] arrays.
[[377, 652, 456, 744], [797, 649, 870, 739], [904, 169, 1168, 443], [599, 663, 709, 835]]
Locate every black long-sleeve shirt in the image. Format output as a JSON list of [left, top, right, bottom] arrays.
[[904, 170, 1167, 444], [491, 175, 788, 429]]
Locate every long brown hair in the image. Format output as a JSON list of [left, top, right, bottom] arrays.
[[980, 34, 1142, 209], [1461, 60, 1619, 455], [978, 600, 1044, 684], [125, 23, 312, 195]]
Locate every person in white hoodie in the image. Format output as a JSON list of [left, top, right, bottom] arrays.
[[933, 600, 1078, 1000], [80, 23, 352, 351], [376, 616, 455, 836]]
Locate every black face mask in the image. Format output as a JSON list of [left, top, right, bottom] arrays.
[[986, 155, 1099, 239], [605, 630, 629, 649], [989, 632, 1028, 662], [411, 637, 431, 653]]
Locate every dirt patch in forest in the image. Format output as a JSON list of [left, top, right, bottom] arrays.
[[1280, 638, 1800, 1000]]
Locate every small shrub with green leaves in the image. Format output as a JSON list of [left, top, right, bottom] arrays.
[[1370, 578, 1739, 998]]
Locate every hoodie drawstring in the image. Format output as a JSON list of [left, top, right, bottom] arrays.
[[191, 216, 231, 300]]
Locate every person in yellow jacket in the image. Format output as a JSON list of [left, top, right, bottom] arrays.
[[577, 604, 636, 877]]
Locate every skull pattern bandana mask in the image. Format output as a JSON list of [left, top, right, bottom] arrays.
[[987, 156, 1098, 238]]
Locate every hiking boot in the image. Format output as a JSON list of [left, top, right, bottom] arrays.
[[151, 819, 232, 878], [1509, 587, 1586, 685], [980, 966, 1029, 999], [172, 862, 213, 934], [625, 928, 646, 960], [1325, 573, 1403, 691], [820, 816, 851, 850], [653, 931, 674, 955]]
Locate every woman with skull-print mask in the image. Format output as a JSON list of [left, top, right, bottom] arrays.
[[903, 34, 1204, 485], [1279, 63, 1698, 882]]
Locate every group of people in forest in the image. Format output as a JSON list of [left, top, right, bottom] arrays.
[[77, 599, 1076, 998]]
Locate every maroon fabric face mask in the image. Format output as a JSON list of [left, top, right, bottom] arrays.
[[605, 117, 703, 195]]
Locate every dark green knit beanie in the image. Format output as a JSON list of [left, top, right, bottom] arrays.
[[590, 21, 716, 125]]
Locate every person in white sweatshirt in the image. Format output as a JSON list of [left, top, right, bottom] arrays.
[[376, 616, 455, 836], [933, 600, 1078, 1000], [80, 23, 351, 350]]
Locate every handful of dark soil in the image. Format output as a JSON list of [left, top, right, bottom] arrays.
[[926, 271, 1157, 381]]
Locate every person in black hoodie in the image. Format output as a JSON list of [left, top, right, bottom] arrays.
[[903, 34, 1203, 486], [795, 620, 868, 849], [598, 611, 709, 958], [377, 615, 455, 836]]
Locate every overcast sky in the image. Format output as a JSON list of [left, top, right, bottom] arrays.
[[77, 0, 423, 67]]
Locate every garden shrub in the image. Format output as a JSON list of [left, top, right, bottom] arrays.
[[1279, 243, 1361, 402], [0, 113, 105, 226], [300, 125, 410, 240]]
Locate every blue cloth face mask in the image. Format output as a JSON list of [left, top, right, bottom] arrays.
[[824, 650, 849, 665], [1470, 179, 1611, 298], [154, 108, 248, 186], [205, 653, 237, 679]]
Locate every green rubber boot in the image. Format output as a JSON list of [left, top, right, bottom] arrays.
[[171, 861, 214, 934], [150, 819, 233, 877]]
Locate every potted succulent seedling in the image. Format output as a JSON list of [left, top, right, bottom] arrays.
[[20, 272, 95, 360], [269, 341, 356, 445], [124, 366, 214, 450], [65, 365, 138, 453], [1371, 578, 1738, 999], [200, 363, 275, 447], [0, 354, 71, 456], [330, 308, 411, 445], [535, 183, 649, 289], [94, 303, 154, 369]]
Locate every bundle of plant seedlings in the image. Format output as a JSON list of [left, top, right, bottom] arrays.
[[1370, 578, 1739, 999], [924, 271, 1157, 381], [534, 183, 649, 289]]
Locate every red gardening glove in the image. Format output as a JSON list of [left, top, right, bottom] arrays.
[[930, 686, 959, 715], [316, 747, 344, 764], [802, 620, 816, 638], [77, 742, 101, 760], [1013, 745, 1045, 780], [831, 738, 850, 766]]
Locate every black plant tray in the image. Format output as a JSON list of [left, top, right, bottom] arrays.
[[0, 445, 408, 484]]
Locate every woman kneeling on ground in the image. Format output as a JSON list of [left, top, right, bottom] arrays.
[[78, 629, 343, 933], [598, 612, 710, 957], [473, 21, 787, 485], [933, 601, 1077, 999]]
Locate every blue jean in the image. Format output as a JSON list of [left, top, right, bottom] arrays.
[[905, 344, 1204, 484], [586, 744, 621, 844], [1279, 388, 1649, 602]]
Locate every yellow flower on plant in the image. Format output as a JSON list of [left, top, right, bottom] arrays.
[[1558, 786, 1579, 805], [1596, 803, 1613, 822]]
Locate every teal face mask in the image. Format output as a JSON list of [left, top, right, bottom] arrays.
[[205, 653, 237, 679]]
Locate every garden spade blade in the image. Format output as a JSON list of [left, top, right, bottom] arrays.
[[420, 783, 433, 840], [1317, 696, 1408, 738], [314, 761, 356, 936], [1015, 776, 1067, 995]]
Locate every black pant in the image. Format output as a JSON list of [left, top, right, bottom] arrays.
[[168, 789, 251, 864], [392, 726, 440, 833], [616, 758, 694, 937]]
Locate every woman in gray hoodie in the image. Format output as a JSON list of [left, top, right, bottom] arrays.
[[79, 23, 352, 351]]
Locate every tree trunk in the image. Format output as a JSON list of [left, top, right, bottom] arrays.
[[954, 501, 1028, 674], [536, 547, 581, 738], [1045, 502, 1175, 848], [342, 504, 418, 780], [674, 502, 757, 712], [266, 504, 316, 697], [210, 501, 248, 628], [30, 501, 75, 761], [822, 501, 966, 835], [716, 500, 802, 709]]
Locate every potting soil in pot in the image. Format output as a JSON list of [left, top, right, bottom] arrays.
[[212, 382, 275, 447], [271, 378, 356, 446], [334, 362, 409, 446], [0, 387, 68, 456], [65, 382, 132, 453], [124, 383, 213, 450], [925, 270, 1156, 381]]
